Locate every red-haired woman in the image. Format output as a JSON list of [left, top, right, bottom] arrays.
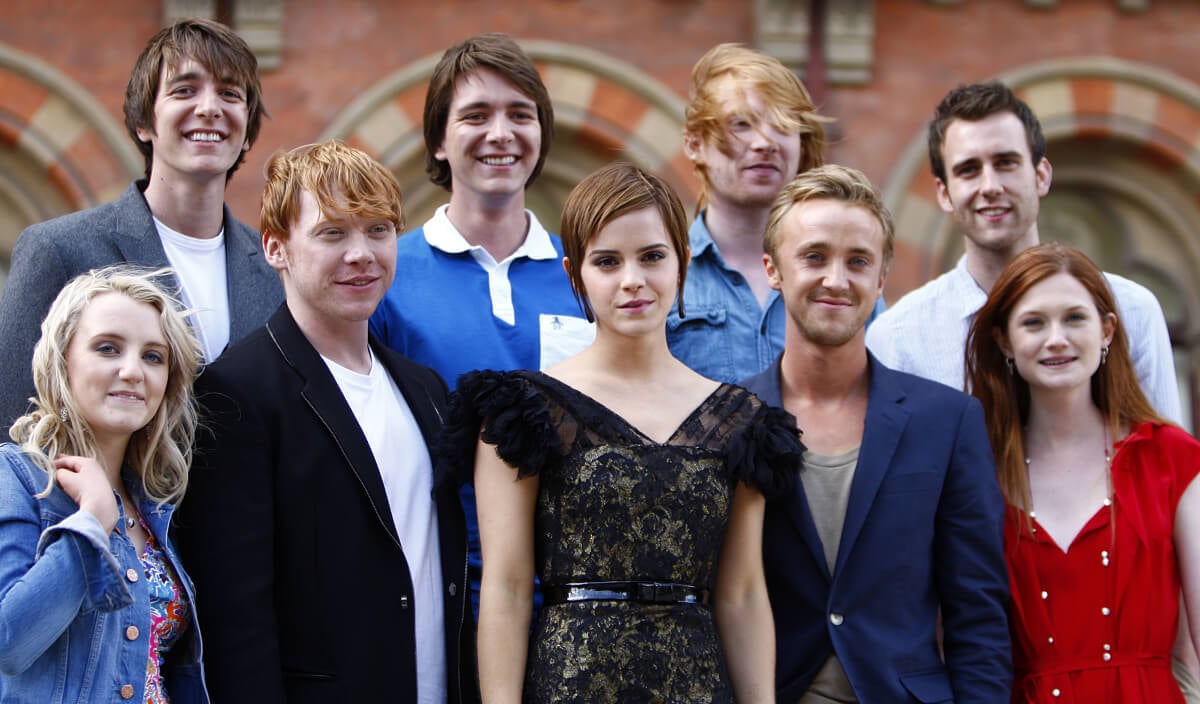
[[966, 242, 1200, 702]]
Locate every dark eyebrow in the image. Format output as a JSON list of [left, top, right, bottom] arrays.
[[589, 243, 669, 256], [950, 156, 981, 173], [165, 69, 243, 89], [165, 70, 203, 86], [455, 99, 536, 113]]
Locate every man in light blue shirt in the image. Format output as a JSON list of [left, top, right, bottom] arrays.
[[668, 43, 839, 383], [866, 81, 1181, 423]]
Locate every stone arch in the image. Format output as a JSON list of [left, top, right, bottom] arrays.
[[883, 57, 1200, 426], [320, 40, 692, 232], [0, 42, 141, 284]]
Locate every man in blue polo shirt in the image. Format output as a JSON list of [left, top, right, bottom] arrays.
[[370, 33, 593, 617]]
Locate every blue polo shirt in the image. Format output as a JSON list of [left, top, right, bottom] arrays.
[[370, 205, 593, 618]]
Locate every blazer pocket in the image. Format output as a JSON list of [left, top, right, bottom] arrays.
[[899, 667, 953, 703], [283, 668, 338, 704], [877, 470, 943, 495], [283, 668, 336, 681]]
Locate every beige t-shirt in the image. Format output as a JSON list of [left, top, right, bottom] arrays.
[[796, 447, 861, 703]]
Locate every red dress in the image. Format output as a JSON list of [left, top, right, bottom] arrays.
[[1007, 422, 1200, 703]]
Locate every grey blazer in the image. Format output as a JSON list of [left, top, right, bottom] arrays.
[[0, 180, 283, 428]]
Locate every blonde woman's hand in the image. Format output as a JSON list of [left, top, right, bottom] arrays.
[[54, 455, 119, 534]]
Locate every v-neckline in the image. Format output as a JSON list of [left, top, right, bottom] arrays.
[[531, 371, 727, 446], [1029, 500, 1111, 555]]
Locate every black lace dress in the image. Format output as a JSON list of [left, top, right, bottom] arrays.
[[445, 369, 801, 702]]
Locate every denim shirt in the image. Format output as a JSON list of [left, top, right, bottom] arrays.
[[0, 443, 207, 704], [667, 214, 787, 383]]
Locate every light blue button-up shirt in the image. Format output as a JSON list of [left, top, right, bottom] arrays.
[[669, 213, 884, 384], [668, 214, 787, 383]]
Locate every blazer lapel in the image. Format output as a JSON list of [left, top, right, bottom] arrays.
[[372, 339, 445, 448], [746, 358, 833, 582], [109, 182, 174, 272], [266, 307, 402, 547], [787, 480, 834, 582], [833, 356, 910, 577], [223, 213, 274, 341]]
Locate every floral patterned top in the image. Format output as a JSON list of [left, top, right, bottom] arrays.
[[139, 521, 191, 703]]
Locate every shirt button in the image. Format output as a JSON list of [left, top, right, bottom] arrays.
[[1041, 590, 1049, 600], [449, 582, 457, 596], [120, 684, 134, 699], [1048, 637, 1054, 644], [1102, 607, 1111, 616], [731, 274, 745, 286], [125, 625, 140, 640], [126, 568, 139, 583], [1052, 688, 1061, 697], [829, 613, 844, 626], [1103, 653, 1112, 661]]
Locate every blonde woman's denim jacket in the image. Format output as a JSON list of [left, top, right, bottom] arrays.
[[0, 443, 208, 703]]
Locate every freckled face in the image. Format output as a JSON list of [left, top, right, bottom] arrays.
[[264, 190, 398, 329], [686, 80, 803, 210]]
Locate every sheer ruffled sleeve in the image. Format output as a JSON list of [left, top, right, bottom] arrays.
[[439, 370, 562, 486], [725, 403, 804, 499]]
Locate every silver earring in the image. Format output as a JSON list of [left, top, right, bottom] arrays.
[[1101, 346, 1109, 365], [59, 407, 68, 422], [1005, 357, 1014, 375]]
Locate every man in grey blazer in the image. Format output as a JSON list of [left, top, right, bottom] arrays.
[[0, 18, 282, 428]]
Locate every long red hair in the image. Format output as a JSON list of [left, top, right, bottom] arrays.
[[964, 242, 1165, 515]]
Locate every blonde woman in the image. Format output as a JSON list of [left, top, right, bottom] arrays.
[[0, 266, 206, 703]]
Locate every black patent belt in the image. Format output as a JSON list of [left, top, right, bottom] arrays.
[[542, 581, 706, 605]]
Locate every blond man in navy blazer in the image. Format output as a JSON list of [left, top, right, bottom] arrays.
[[0, 19, 281, 428], [743, 165, 1010, 703]]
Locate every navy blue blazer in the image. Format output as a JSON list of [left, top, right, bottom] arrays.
[[743, 354, 1011, 703], [0, 180, 282, 428]]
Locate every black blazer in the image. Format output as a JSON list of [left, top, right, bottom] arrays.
[[176, 304, 476, 704]]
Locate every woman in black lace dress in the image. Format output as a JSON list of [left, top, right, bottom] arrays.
[[444, 162, 801, 703]]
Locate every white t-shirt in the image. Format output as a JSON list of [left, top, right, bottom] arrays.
[[323, 351, 446, 704], [154, 218, 230, 362]]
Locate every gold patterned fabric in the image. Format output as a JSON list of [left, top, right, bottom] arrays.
[[445, 370, 801, 702]]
